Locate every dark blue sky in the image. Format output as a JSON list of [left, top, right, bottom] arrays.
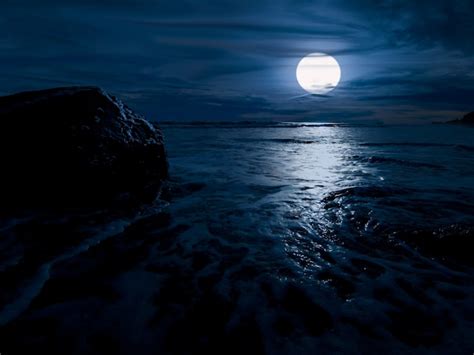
[[1, 0, 473, 123]]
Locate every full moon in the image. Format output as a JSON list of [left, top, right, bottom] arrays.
[[296, 53, 341, 95]]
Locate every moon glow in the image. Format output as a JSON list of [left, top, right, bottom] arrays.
[[296, 53, 341, 95]]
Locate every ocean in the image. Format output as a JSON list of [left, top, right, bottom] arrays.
[[1, 122, 473, 354]]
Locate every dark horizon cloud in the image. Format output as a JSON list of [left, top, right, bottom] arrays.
[[0, 0, 473, 123]]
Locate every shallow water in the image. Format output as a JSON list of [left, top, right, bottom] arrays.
[[1, 123, 473, 354]]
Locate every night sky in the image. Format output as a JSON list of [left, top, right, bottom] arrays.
[[1, 0, 473, 123]]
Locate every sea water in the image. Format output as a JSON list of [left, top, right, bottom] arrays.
[[1, 122, 473, 354]]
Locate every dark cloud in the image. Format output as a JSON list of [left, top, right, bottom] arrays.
[[117, 87, 287, 121], [0, 0, 473, 122], [341, 0, 474, 53]]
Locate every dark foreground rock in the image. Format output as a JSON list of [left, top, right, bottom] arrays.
[[0, 87, 168, 207]]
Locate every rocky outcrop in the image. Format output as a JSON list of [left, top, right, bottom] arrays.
[[0, 87, 168, 207], [444, 112, 474, 125]]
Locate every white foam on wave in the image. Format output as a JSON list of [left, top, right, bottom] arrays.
[[0, 201, 168, 326]]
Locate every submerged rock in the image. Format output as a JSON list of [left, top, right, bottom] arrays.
[[0, 86, 168, 207], [395, 225, 474, 267]]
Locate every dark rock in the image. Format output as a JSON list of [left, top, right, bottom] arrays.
[[443, 111, 474, 125], [394, 225, 474, 267], [0, 86, 168, 208]]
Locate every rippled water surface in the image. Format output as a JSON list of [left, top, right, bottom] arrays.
[[1, 123, 473, 354], [162, 123, 474, 352]]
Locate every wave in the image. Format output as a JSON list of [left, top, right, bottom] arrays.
[[360, 142, 450, 148], [321, 185, 474, 268], [361, 142, 474, 152], [322, 186, 410, 203], [237, 138, 317, 144], [351, 155, 444, 169], [159, 121, 381, 129], [394, 224, 474, 267]]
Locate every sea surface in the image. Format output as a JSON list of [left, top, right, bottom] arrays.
[[1, 122, 473, 354]]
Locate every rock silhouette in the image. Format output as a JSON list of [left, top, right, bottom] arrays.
[[445, 111, 474, 125], [0, 87, 168, 208]]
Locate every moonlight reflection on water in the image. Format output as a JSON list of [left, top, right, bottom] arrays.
[[1, 122, 473, 354]]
